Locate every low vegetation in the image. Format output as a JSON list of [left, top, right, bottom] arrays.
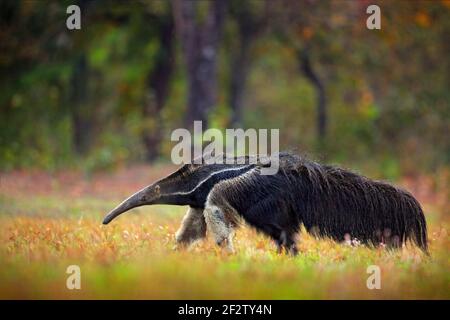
[[0, 166, 448, 299]]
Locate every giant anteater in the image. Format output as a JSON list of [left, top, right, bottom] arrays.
[[103, 152, 428, 255]]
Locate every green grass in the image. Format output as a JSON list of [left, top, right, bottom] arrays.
[[0, 168, 449, 299]]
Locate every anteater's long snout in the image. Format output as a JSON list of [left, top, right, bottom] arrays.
[[102, 185, 156, 225]]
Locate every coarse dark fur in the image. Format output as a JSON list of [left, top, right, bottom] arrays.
[[103, 152, 428, 254]]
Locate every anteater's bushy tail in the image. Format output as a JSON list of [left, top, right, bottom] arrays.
[[405, 192, 428, 253], [286, 154, 429, 253]]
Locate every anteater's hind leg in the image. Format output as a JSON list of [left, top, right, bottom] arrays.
[[175, 207, 206, 248], [245, 201, 299, 256], [204, 204, 235, 253], [271, 229, 298, 255], [277, 231, 298, 256]]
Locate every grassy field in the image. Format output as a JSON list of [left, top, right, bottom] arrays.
[[0, 165, 449, 299]]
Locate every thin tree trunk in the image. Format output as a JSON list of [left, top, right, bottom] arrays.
[[71, 0, 92, 156], [228, 1, 267, 128], [142, 11, 175, 161], [71, 54, 91, 155], [299, 49, 327, 142], [229, 31, 251, 128], [173, 0, 226, 130]]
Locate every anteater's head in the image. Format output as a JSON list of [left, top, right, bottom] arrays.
[[102, 155, 258, 224], [102, 163, 209, 224]]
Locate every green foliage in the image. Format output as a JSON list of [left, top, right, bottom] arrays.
[[0, 183, 448, 299], [0, 1, 448, 175]]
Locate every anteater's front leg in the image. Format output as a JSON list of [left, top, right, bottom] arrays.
[[204, 204, 235, 253], [175, 207, 206, 248]]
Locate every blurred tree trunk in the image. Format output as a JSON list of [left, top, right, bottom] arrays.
[[299, 49, 327, 142], [173, 0, 226, 129], [228, 8, 253, 128], [228, 1, 267, 127], [142, 10, 175, 162], [229, 38, 249, 127], [71, 54, 91, 155], [71, 0, 92, 156]]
